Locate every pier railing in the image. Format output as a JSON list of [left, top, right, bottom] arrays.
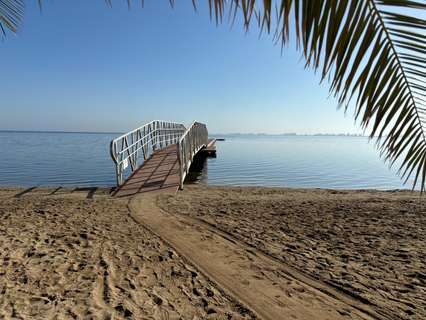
[[110, 120, 186, 186], [177, 121, 208, 189]]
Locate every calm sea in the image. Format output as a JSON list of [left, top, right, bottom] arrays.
[[0, 131, 410, 190]]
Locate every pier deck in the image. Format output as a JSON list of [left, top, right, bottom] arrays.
[[114, 144, 180, 197], [113, 138, 216, 197]]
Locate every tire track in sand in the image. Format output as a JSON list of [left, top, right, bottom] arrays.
[[129, 193, 393, 320]]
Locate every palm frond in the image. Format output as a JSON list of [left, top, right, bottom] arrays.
[[208, 0, 426, 190], [0, 0, 24, 38]]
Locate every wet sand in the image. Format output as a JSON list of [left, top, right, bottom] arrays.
[[0, 187, 254, 319], [158, 186, 426, 319]]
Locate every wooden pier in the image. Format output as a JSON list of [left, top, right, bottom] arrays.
[[110, 121, 216, 197]]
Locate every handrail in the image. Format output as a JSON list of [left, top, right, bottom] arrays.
[[176, 121, 208, 189], [110, 120, 186, 186]]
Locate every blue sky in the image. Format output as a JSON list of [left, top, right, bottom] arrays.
[[0, 0, 362, 134]]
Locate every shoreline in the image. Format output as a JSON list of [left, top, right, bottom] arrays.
[[0, 184, 416, 192]]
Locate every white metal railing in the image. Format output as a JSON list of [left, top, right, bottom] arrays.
[[177, 121, 208, 189], [110, 120, 186, 186]]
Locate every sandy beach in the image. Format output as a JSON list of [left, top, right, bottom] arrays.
[[0, 187, 254, 320], [158, 186, 426, 319], [1, 185, 425, 319]]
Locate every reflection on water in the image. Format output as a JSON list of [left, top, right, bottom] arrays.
[[186, 152, 211, 183], [0, 132, 410, 189], [188, 135, 409, 190]]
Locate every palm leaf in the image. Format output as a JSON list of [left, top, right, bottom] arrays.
[[207, 0, 426, 190], [0, 0, 23, 38]]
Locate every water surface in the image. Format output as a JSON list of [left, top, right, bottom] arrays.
[[0, 131, 117, 187], [0, 131, 409, 189], [191, 135, 409, 190]]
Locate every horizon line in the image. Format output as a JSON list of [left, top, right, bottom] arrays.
[[0, 129, 367, 137], [0, 129, 124, 135]]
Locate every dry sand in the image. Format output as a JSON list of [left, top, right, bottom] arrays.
[[0, 187, 255, 320], [158, 186, 426, 320], [131, 192, 380, 320], [2, 185, 425, 319]]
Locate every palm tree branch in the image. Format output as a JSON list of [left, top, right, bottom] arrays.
[[209, 0, 426, 189], [368, 0, 426, 189], [0, 0, 23, 37], [206, 0, 426, 190]]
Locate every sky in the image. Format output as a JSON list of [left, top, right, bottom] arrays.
[[0, 0, 363, 134]]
